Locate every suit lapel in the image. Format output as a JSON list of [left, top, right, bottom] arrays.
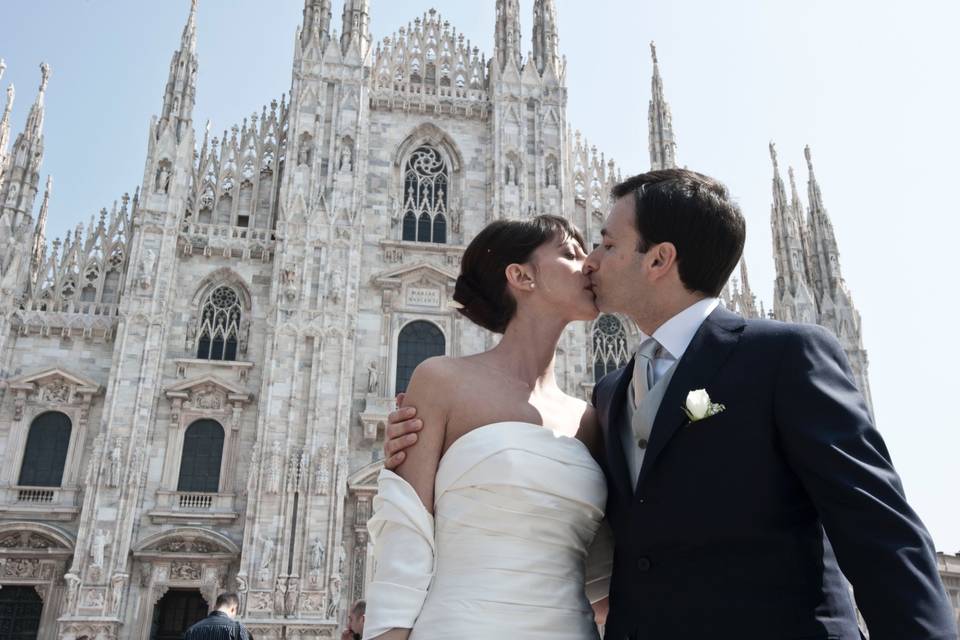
[[635, 307, 746, 492], [604, 357, 635, 500]]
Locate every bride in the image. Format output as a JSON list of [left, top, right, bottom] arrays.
[[363, 215, 611, 640]]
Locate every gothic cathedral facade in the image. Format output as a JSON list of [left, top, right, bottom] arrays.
[[0, 1, 873, 638]]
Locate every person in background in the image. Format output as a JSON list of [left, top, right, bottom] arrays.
[[341, 600, 366, 640], [183, 592, 251, 640]]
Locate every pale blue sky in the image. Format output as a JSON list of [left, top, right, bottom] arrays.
[[3, 1, 958, 550]]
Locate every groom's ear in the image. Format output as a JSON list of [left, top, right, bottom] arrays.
[[647, 242, 678, 279]]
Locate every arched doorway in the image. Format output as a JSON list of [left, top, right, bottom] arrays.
[[150, 589, 207, 640], [0, 585, 43, 640]]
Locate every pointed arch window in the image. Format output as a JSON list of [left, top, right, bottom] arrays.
[[177, 419, 225, 493], [402, 146, 448, 243], [196, 286, 242, 361], [395, 321, 446, 394], [18, 412, 72, 487], [592, 314, 629, 383]]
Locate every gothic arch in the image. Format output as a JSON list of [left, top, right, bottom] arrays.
[[133, 527, 240, 555], [393, 123, 463, 173], [0, 521, 76, 552], [189, 268, 253, 312]]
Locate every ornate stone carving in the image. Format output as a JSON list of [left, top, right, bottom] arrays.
[[285, 576, 300, 616], [171, 561, 202, 581], [189, 385, 225, 411], [299, 590, 323, 613], [137, 247, 157, 289], [90, 528, 112, 568], [80, 587, 106, 609], [157, 537, 186, 552], [39, 379, 71, 403], [326, 573, 342, 618], [65, 572, 82, 611], [257, 535, 275, 582], [247, 590, 272, 612], [138, 562, 153, 588], [27, 533, 56, 549], [2, 558, 40, 578], [314, 444, 330, 496], [107, 437, 123, 488], [266, 441, 283, 494], [273, 576, 286, 615], [0, 533, 21, 548], [327, 267, 344, 304], [309, 537, 325, 572], [109, 572, 127, 616]]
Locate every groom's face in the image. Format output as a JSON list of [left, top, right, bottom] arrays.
[[584, 197, 647, 315]]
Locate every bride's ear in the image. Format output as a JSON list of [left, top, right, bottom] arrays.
[[505, 262, 536, 294]]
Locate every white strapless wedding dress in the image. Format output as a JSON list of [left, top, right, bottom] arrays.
[[363, 422, 610, 640]]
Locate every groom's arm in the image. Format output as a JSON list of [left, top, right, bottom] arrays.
[[774, 325, 957, 640]]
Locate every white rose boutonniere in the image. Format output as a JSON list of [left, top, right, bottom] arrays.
[[682, 389, 725, 422]]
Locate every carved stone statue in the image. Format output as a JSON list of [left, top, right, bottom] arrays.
[[258, 536, 275, 571], [505, 161, 516, 186], [185, 321, 197, 351], [326, 573, 342, 618], [546, 160, 557, 187], [239, 318, 251, 354], [366, 361, 380, 395], [327, 267, 344, 304], [65, 572, 81, 611], [266, 441, 282, 494], [285, 576, 300, 616], [107, 438, 122, 488], [273, 577, 286, 615], [338, 545, 347, 575], [91, 529, 112, 568], [155, 164, 172, 194], [339, 145, 353, 173], [310, 538, 325, 571], [138, 247, 157, 290]]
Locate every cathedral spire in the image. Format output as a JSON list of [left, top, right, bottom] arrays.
[[340, 0, 371, 57], [0, 83, 14, 180], [495, 0, 523, 72], [1, 63, 49, 228], [31, 175, 51, 283], [532, 0, 560, 76], [301, 0, 332, 49], [769, 141, 815, 324], [158, 0, 199, 142], [804, 145, 843, 296], [648, 42, 677, 170]]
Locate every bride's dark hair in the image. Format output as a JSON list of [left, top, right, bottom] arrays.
[[452, 215, 586, 333]]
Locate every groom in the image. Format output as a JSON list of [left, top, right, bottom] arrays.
[[383, 169, 957, 639]]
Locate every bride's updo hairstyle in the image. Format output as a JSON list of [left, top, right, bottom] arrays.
[[452, 215, 586, 334]]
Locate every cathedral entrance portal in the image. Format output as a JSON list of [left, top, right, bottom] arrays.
[[0, 585, 43, 640], [149, 589, 207, 640]]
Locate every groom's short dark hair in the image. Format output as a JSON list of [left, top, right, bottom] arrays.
[[611, 169, 745, 297]]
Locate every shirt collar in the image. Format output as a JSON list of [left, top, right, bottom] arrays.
[[642, 297, 720, 360]]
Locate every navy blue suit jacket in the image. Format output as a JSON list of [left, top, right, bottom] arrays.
[[592, 306, 956, 640]]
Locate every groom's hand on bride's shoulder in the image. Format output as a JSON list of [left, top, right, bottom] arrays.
[[383, 393, 423, 470]]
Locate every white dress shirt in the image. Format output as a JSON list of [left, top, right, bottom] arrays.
[[634, 297, 720, 386], [622, 297, 720, 484]]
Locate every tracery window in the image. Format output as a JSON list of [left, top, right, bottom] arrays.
[[18, 412, 72, 487], [592, 314, 629, 383], [395, 321, 446, 394], [196, 286, 242, 361], [177, 419, 225, 493], [401, 146, 448, 243]]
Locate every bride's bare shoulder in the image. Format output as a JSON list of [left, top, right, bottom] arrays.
[[408, 356, 479, 389]]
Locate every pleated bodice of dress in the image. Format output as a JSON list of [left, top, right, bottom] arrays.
[[364, 421, 608, 640]]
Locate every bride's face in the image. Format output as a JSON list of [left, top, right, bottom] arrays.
[[524, 234, 599, 322]]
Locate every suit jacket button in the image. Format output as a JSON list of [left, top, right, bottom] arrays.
[[637, 557, 651, 572]]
